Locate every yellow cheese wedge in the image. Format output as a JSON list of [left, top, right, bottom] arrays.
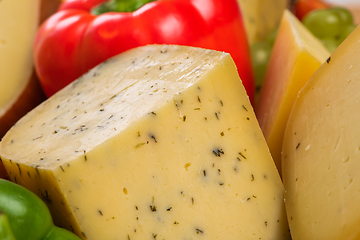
[[238, 0, 288, 44], [282, 24, 360, 239], [0, 0, 37, 106], [0, 0, 41, 124], [0, 0, 47, 177], [255, 10, 329, 173], [0, 45, 289, 240]]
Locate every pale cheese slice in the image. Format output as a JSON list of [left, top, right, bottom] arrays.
[[0, 45, 289, 240], [0, 0, 40, 116], [238, 0, 288, 44], [282, 24, 360, 239], [256, 10, 329, 173], [0, 0, 46, 177]]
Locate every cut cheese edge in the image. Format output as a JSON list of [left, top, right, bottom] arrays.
[[0, 45, 289, 239], [282, 24, 360, 239], [255, 10, 329, 173], [238, 0, 288, 44]]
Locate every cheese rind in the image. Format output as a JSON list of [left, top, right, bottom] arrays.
[[282, 24, 360, 239], [0, 45, 289, 239], [255, 10, 329, 173]]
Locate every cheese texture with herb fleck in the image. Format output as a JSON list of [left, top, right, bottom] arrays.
[[282, 25, 360, 240], [0, 45, 289, 240]]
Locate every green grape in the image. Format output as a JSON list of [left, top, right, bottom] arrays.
[[331, 7, 353, 26], [302, 8, 342, 39], [250, 41, 272, 92], [320, 38, 339, 53], [265, 28, 278, 46], [338, 24, 357, 43]]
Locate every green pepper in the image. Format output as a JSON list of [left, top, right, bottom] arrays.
[[0, 179, 81, 240]]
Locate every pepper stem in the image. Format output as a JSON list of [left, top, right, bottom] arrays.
[[91, 0, 156, 15]]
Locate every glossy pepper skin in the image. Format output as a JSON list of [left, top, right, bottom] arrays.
[[294, 0, 330, 20], [0, 179, 81, 240], [34, 0, 255, 102]]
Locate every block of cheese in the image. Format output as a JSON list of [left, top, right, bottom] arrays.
[[255, 10, 329, 173], [0, 45, 290, 239], [282, 25, 360, 239], [238, 0, 288, 44], [0, 0, 46, 178]]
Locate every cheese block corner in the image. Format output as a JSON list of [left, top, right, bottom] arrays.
[[0, 44, 289, 239]]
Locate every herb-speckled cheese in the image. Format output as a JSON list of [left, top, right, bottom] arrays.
[[0, 45, 289, 240]]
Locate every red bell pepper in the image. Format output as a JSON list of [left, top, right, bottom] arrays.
[[34, 0, 255, 102], [294, 0, 330, 20]]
